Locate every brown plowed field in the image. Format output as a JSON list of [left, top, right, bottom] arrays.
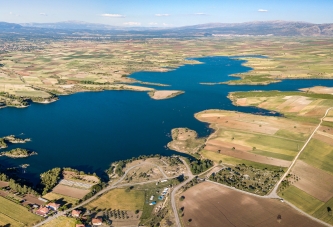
[[292, 160, 333, 202], [179, 181, 325, 227], [205, 144, 291, 167], [202, 117, 279, 135], [52, 184, 90, 199], [313, 133, 333, 146], [196, 110, 315, 137]]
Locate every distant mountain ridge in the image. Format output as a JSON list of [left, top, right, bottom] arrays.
[[1, 20, 333, 37]]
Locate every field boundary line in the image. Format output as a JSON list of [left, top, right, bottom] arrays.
[[0, 210, 25, 225], [215, 125, 307, 143], [269, 107, 333, 198]]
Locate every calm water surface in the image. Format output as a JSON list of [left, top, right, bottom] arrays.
[[1, 56, 333, 182]]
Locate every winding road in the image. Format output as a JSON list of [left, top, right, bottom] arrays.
[[34, 162, 170, 227], [34, 107, 333, 227]]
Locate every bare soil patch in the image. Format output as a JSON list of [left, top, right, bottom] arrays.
[[22, 194, 45, 206], [52, 184, 90, 199], [292, 160, 333, 202], [148, 90, 184, 100], [300, 86, 333, 95], [0, 181, 9, 188], [179, 181, 325, 227]]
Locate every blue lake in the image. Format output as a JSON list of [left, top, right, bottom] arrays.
[[1, 56, 333, 182]]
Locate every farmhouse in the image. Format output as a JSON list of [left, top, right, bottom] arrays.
[[35, 207, 49, 217], [76, 224, 85, 227], [92, 217, 103, 226], [72, 209, 82, 217], [46, 202, 60, 211]]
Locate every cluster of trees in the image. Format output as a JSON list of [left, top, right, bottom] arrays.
[[167, 156, 182, 166], [209, 164, 283, 195], [82, 182, 107, 201], [80, 80, 110, 85], [115, 161, 126, 176], [1, 148, 36, 157], [0, 172, 38, 195], [0, 173, 9, 181], [8, 179, 38, 195], [40, 167, 62, 195], [182, 177, 201, 191], [105, 209, 130, 219], [0, 92, 29, 106], [189, 159, 213, 174], [0, 138, 7, 148]]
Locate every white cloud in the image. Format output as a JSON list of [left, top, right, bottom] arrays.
[[9, 12, 12, 15], [193, 13, 207, 16], [149, 22, 158, 25], [162, 23, 173, 27], [40, 13, 47, 16], [155, 14, 170, 17], [101, 14, 125, 18], [123, 22, 141, 26], [258, 9, 268, 12]]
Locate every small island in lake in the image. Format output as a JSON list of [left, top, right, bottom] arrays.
[[0, 148, 37, 158], [3, 135, 31, 144], [148, 90, 184, 100], [0, 135, 31, 149]]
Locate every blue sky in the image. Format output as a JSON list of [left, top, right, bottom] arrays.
[[1, 0, 332, 26]]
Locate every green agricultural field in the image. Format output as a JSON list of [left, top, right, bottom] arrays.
[[300, 139, 333, 174], [0, 196, 42, 226], [201, 149, 285, 171], [275, 129, 309, 141], [313, 197, 333, 225], [86, 188, 145, 211], [279, 186, 324, 214], [251, 149, 294, 161], [218, 130, 300, 159]]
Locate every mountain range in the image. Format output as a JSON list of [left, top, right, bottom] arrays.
[[1, 20, 333, 37]]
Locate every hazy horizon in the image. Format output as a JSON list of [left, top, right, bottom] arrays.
[[1, 0, 332, 27]]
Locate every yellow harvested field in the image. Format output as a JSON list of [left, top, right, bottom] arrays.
[[42, 216, 76, 227], [292, 160, 333, 202], [43, 192, 78, 205], [0, 196, 42, 226], [324, 117, 333, 122], [231, 93, 333, 120], [86, 188, 145, 211], [0, 213, 23, 227]]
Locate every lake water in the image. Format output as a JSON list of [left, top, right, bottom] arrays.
[[1, 56, 333, 183]]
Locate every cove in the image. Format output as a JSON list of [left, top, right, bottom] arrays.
[[1, 56, 333, 183]]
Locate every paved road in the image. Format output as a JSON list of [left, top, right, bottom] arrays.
[[35, 107, 333, 227], [34, 160, 173, 227], [33, 163, 146, 227], [269, 107, 333, 198], [170, 158, 194, 227]]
